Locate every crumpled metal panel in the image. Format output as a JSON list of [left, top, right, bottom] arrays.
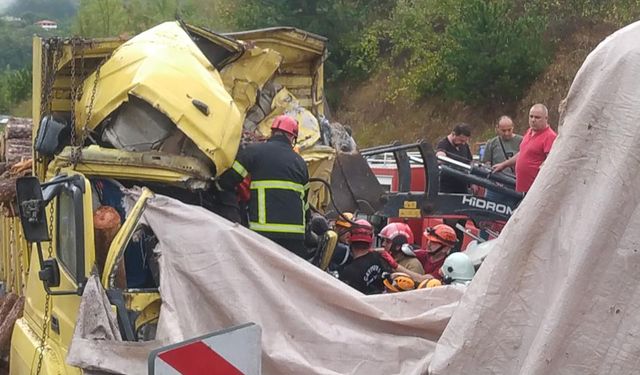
[[329, 152, 386, 215], [76, 21, 243, 176], [257, 88, 321, 151], [220, 46, 282, 116], [101, 95, 174, 151], [49, 145, 213, 190]]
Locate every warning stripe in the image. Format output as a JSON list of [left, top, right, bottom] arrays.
[[158, 341, 244, 375]]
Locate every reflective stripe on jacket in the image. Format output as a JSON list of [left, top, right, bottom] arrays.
[[219, 134, 309, 239]]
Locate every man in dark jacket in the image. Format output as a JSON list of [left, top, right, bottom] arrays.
[[339, 219, 395, 295], [435, 123, 473, 194], [218, 115, 310, 258]]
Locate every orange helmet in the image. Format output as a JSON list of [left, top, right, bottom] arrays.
[[383, 272, 416, 292], [271, 115, 299, 138], [417, 278, 442, 289], [334, 212, 354, 229], [379, 222, 414, 244], [349, 219, 373, 245], [423, 224, 457, 247]]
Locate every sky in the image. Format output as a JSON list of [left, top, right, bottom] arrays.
[[0, 0, 13, 13]]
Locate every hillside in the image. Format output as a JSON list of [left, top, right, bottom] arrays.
[[335, 24, 618, 148]]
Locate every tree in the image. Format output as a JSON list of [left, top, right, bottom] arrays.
[[230, 0, 395, 81], [440, 0, 550, 104], [75, 0, 128, 37], [0, 21, 41, 68]]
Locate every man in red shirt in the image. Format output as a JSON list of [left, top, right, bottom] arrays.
[[493, 104, 557, 192]]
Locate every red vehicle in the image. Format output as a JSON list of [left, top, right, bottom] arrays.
[[329, 142, 522, 250]]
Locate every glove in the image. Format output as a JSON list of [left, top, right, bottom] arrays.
[[236, 176, 251, 203], [380, 250, 398, 270]]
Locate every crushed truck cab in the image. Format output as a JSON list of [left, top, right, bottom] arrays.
[[3, 21, 331, 374]]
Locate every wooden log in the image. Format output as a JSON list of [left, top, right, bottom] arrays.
[[0, 294, 17, 323], [0, 159, 32, 206], [9, 159, 32, 175], [4, 138, 31, 163], [5, 139, 30, 147], [0, 296, 23, 354], [0, 178, 17, 207], [0, 136, 5, 163], [4, 118, 32, 140], [94, 206, 127, 288]]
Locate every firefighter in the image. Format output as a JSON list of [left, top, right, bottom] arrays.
[[441, 252, 476, 285], [329, 212, 354, 270], [412, 224, 458, 281], [339, 219, 396, 295], [218, 115, 310, 258], [378, 222, 425, 275]]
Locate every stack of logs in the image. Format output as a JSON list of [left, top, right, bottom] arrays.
[[0, 293, 24, 371], [0, 117, 33, 215]]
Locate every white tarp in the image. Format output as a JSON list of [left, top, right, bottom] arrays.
[[429, 21, 640, 375], [68, 190, 465, 374]]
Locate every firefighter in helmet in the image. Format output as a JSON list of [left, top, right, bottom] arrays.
[[378, 222, 424, 275], [218, 115, 310, 258], [328, 212, 354, 271], [338, 219, 396, 295], [412, 224, 458, 281], [441, 252, 476, 285]]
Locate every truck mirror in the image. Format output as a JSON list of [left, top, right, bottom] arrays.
[[39, 258, 61, 288], [34, 115, 70, 156], [16, 176, 51, 243]]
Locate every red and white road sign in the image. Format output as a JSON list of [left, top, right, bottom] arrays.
[[149, 323, 262, 375]]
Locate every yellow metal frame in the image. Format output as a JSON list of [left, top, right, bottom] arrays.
[[6, 23, 330, 374]]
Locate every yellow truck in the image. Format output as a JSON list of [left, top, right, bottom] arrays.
[[0, 21, 338, 374]]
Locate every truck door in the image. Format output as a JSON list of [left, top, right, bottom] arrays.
[[12, 172, 94, 375], [101, 187, 158, 341]]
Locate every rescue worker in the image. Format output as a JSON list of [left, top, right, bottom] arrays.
[[218, 115, 310, 258], [378, 222, 425, 275], [441, 252, 476, 286], [339, 219, 395, 295], [412, 224, 458, 281], [329, 212, 354, 271]]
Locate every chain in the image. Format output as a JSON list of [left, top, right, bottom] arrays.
[[34, 203, 55, 375], [39, 38, 63, 121], [71, 40, 101, 167], [34, 37, 61, 375], [69, 38, 79, 164], [8, 208, 15, 293], [84, 64, 100, 140], [17, 218, 26, 291]]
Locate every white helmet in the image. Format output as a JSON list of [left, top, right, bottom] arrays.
[[441, 252, 475, 285]]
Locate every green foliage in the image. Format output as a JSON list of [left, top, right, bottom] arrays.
[[73, 0, 242, 38], [349, 0, 550, 105], [75, 0, 128, 37], [230, 0, 396, 82], [526, 0, 640, 28], [437, 0, 550, 104], [1, 0, 639, 115], [0, 22, 39, 68], [0, 67, 32, 113]]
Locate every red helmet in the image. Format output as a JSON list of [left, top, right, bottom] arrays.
[[350, 219, 373, 245], [379, 222, 414, 244], [423, 224, 457, 247], [271, 115, 299, 138]]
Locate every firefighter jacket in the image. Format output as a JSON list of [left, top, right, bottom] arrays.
[[219, 134, 310, 240]]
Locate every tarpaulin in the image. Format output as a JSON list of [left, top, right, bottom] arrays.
[[429, 21, 640, 375], [68, 190, 465, 374]]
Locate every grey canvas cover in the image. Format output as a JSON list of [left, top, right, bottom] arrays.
[[429, 20, 640, 375], [68, 190, 465, 374]]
